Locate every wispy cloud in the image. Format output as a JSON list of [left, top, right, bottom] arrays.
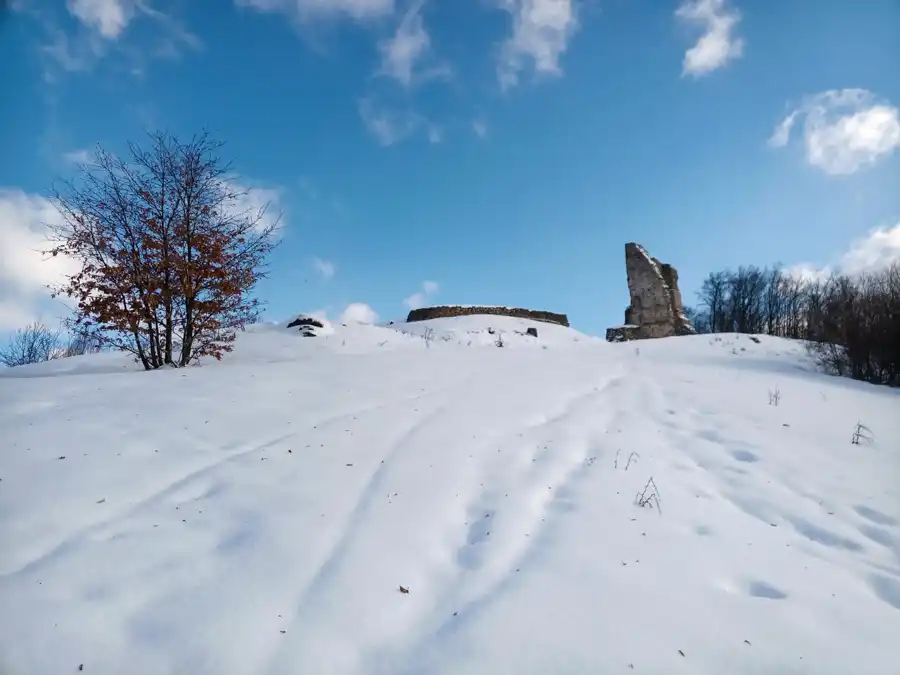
[[676, 0, 744, 77], [358, 97, 422, 146], [297, 176, 319, 199], [39, 22, 106, 74], [473, 118, 488, 139], [62, 148, 93, 165], [139, 3, 203, 59], [235, 0, 395, 23], [496, 0, 578, 91], [427, 125, 443, 144], [376, 0, 450, 88], [17, 0, 201, 77], [340, 302, 379, 324], [769, 89, 900, 175], [66, 0, 136, 39], [403, 280, 439, 310], [236, 0, 449, 142], [312, 257, 336, 281]]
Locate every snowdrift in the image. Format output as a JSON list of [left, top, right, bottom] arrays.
[[1, 319, 899, 675]]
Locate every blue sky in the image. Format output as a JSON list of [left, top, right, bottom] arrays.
[[2, 0, 899, 336]]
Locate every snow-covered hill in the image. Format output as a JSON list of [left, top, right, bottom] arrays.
[[1, 317, 898, 675]]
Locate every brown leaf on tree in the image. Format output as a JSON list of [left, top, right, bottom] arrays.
[[45, 131, 280, 370]]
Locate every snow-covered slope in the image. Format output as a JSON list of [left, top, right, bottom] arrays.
[[1, 318, 898, 675]]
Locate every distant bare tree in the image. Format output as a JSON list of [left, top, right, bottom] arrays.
[[782, 274, 808, 339], [0, 322, 61, 367], [683, 305, 710, 333], [697, 271, 728, 332], [763, 266, 785, 336], [61, 326, 105, 358], [696, 260, 900, 387]]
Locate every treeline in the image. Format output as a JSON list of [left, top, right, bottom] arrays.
[[688, 262, 900, 387]]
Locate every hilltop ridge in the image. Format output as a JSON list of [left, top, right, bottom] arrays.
[[1, 318, 898, 675]]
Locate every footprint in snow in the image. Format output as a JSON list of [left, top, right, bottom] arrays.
[[457, 512, 493, 570], [694, 524, 714, 537], [747, 580, 788, 600], [858, 524, 899, 551], [854, 505, 898, 528], [730, 448, 760, 463], [868, 574, 900, 611], [786, 516, 864, 552], [719, 578, 788, 600]]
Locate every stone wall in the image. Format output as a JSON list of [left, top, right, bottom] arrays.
[[605, 325, 641, 342], [407, 305, 570, 327]]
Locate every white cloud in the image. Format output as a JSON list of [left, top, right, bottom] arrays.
[[427, 125, 443, 144], [769, 89, 900, 175], [473, 119, 488, 139], [403, 280, 439, 310], [676, 0, 744, 77], [139, 5, 204, 57], [312, 257, 336, 281], [228, 182, 285, 234], [358, 97, 422, 146], [838, 222, 900, 275], [0, 300, 39, 331], [377, 2, 428, 87], [496, 0, 578, 91], [19, 0, 201, 77], [340, 302, 379, 324], [235, 0, 394, 22], [376, 0, 450, 88], [306, 307, 330, 323], [0, 181, 283, 331], [768, 110, 798, 149], [62, 148, 93, 164], [0, 188, 78, 330], [783, 262, 828, 283], [66, 0, 136, 38], [788, 222, 900, 281]]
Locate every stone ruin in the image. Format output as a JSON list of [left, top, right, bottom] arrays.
[[606, 242, 695, 342]]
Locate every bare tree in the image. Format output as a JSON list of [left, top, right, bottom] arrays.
[[697, 271, 728, 332], [60, 326, 105, 358], [763, 266, 785, 336], [683, 305, 710, 333], [697, 260, 900, 387], [0, 322, 61, 367], [782, 274, 808, 339], [723, 265, 767, 334], [47, 131, 280, 370]]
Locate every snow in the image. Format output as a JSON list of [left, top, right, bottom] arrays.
[[418, 304, 513, 309], [1, 319, 899, 675], [395, 314, 595, 347]]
